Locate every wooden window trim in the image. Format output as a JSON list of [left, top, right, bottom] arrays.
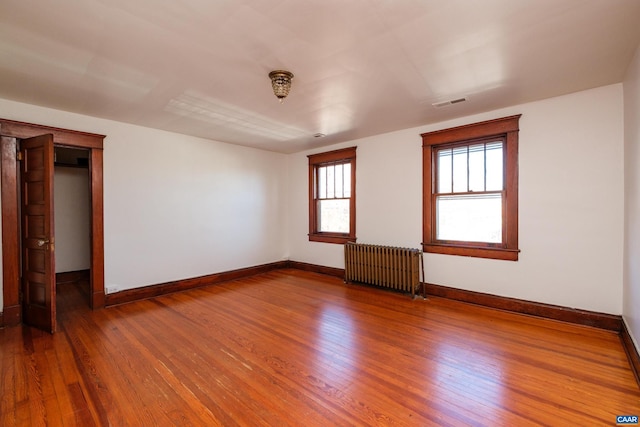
[[422, 115, 521, 261], [308, 146, 357, 244]]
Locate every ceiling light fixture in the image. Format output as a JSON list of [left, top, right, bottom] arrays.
[[269, 70, 294, 103]]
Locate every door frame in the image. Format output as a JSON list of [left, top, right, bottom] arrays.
[[1, 119, 105, 326]]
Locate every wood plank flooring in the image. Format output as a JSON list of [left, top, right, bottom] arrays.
[[1, 269, 639, 426]]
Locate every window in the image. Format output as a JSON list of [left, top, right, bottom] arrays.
[[308, 147, 356, 244], [422, 115, 520, 260]]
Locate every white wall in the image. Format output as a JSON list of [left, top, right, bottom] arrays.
[[0, 84, 627, 316], [0, 97, 288, 299], [54, 167, 91, 273], [103, 123, 288, 291], [288, 84, 625, 314], [623, 44, 640, 349]]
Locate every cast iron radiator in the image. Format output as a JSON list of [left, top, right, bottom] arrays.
[[344, 242, 424, 298]]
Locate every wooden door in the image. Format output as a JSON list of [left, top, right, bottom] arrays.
[[20, 134, 56, 333]]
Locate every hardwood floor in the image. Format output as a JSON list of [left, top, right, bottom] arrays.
[[1, 269, 638, 426]]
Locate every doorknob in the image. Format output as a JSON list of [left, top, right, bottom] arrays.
[[36, 239, 54, 251]]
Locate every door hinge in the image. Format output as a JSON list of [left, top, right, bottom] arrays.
[[16, 150, 23, 161]]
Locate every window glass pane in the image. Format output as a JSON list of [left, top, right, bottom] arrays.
[[343, 163, 351, 197], [318, 166, 327, 199], [335, 163, 344, 198], [318, 199, 350, 233], [485, 142, 503, 191], [436, 193, 502, 243], [437, 149, 452, 193], [468, 143, 485, 192], [452, 146, 468, 193], [326, 165, 335, 198]]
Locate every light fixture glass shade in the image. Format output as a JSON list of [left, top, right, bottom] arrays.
[[269, 70, 294, 102]]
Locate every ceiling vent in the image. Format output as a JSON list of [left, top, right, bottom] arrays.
[[432, 97, 468, 108]]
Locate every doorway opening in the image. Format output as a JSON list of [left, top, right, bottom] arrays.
[[54, 146, 92, 307]]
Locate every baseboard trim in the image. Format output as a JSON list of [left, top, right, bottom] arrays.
[[285, 261, 623, 332], [105, 261, 288, 306], [56, 269, 90, 284], [424, 282, 621, 331], [286, 260, 344, 278], [0, 304, 21, 327], [621, 319, 640, 387], [99, 258, 622, 333]]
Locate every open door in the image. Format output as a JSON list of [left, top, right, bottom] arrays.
[[20, 134, 56, 333]]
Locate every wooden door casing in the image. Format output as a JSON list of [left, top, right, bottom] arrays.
[[0, 118, 105, 329]]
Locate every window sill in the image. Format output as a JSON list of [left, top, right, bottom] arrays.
[[309, 234, 356, 245], [422, 243, 519, 261]]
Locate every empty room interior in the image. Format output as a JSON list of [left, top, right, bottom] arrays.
[[1, 1, 640, 425]]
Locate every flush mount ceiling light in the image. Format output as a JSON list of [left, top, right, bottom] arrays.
[[269, 70, 294, 103]]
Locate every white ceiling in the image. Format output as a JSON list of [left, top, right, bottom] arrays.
[[1, 0, 639, 154]]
